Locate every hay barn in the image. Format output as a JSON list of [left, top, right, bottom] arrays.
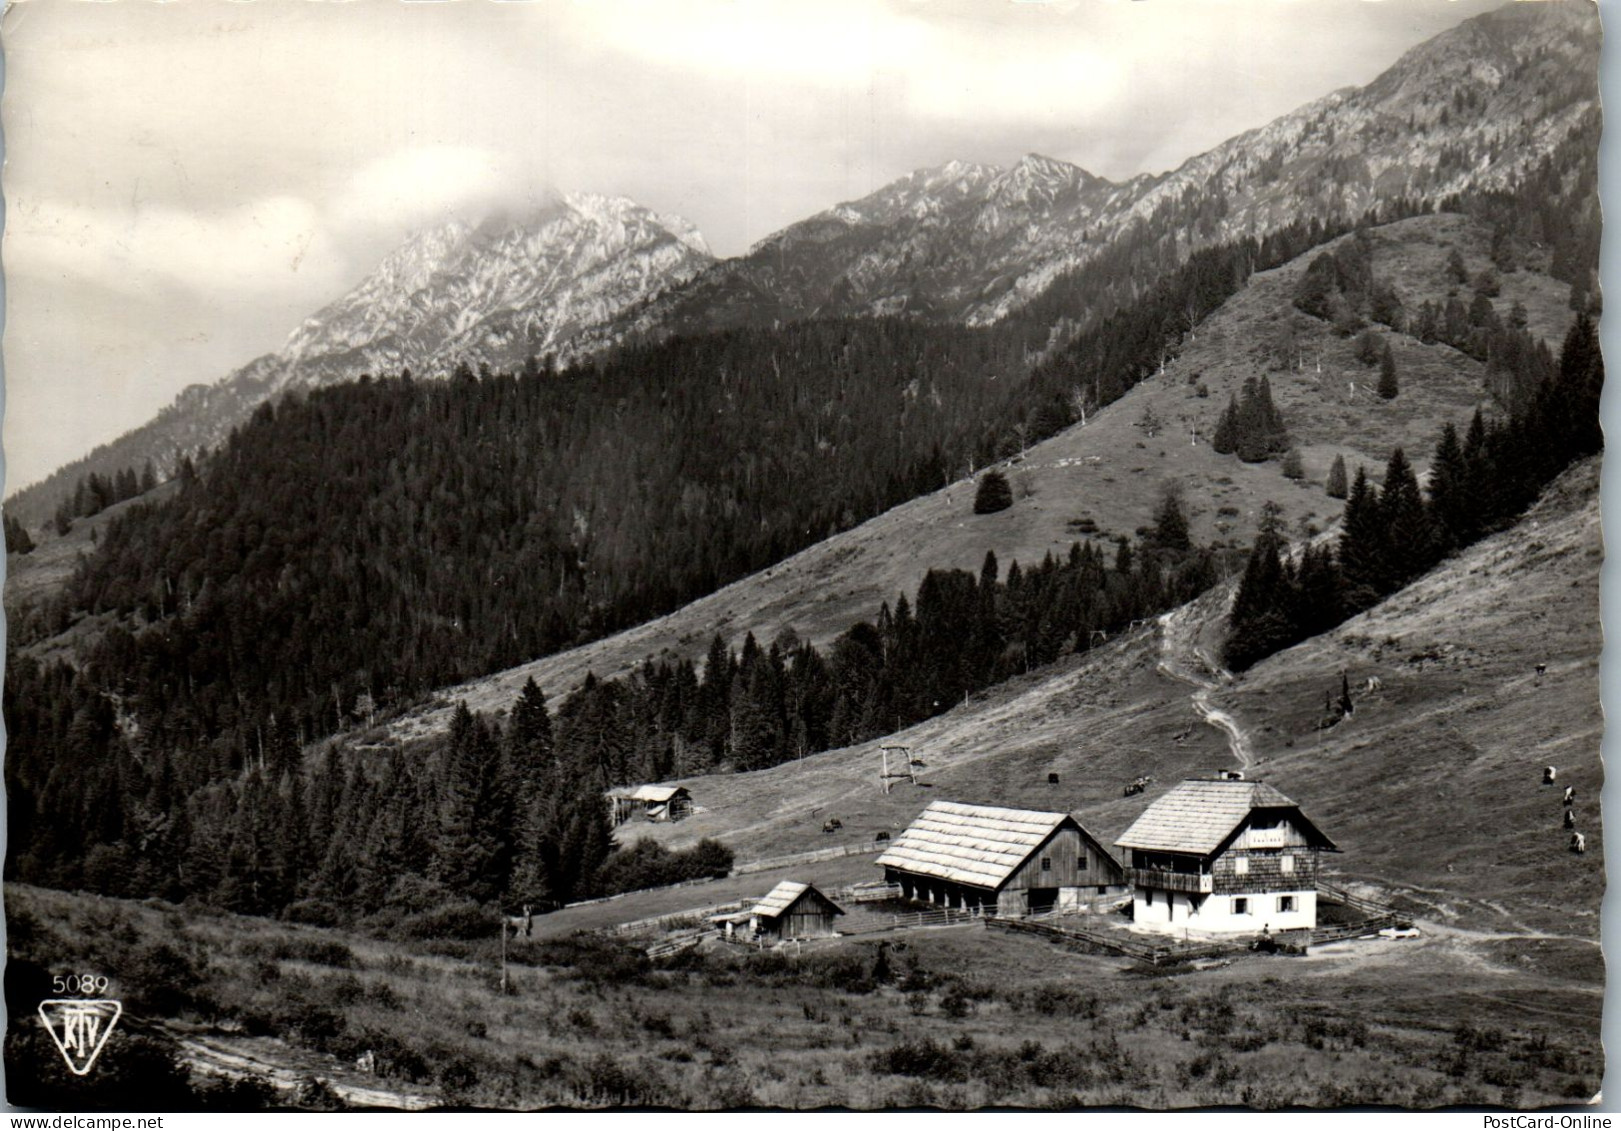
[[607, 784, 692, 825], [877, 800, 1124, 915], [1115, 778, 1339, 934]]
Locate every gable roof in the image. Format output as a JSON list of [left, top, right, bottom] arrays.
[[877, 800, 1077, 889], [608, 784, 689, 803], [1115, 779, 1338, 855], [750, 881, 843, 920]]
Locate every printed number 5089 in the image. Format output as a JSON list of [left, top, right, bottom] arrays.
[[52, 974, 109, 995]]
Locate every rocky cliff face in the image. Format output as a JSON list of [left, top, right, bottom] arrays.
[[265, 192, 713, 391]]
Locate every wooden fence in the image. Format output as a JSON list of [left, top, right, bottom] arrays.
[[733, 840, 888, 875], [1312, 878, 1409, 944], [839, 905, 989, 935], [610, 900, 748, 936]]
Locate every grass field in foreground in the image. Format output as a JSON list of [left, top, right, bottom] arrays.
[[4, 884, 1601, 1111]]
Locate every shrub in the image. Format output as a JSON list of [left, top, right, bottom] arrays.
[[527, 933, 651, 986], [282, 900, 346, 928], [399, 901, 495, 941], [593, 837, 734, 896], [871, 1039, 967, 1082], [272, 937, 357, 968]]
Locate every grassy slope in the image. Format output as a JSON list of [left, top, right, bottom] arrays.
[[382, 212, 1569, 744], [7, 881, 1600, 1110], [549, 457, 1601, 949]]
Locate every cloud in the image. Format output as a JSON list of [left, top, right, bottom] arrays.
[[6, 194, 347, 304], [329, 146, 551, 243]]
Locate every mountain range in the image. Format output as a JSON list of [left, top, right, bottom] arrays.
[[6, 0, 1601, 534]]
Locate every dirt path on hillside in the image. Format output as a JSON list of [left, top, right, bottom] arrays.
[[143, 1021, 439, 1111], [1156, 600, 1251, 769]]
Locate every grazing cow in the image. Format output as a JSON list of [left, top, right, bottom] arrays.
[[1364, 676, 1383, 693], [1536, 663, 1548, 677], [1565, 786, 1576, 806], [1564, 809, 1576, 830], [1544, 766, 1558, 785], [1570, 832, 1586, 855]]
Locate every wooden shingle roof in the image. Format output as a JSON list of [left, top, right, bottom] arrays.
[[750, 881, 843, 920], [1115, 779, 1337, 855], [877, 801, 1072, 889], [607, 784, 688, 803]]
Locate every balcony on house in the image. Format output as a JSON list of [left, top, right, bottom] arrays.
[[1128, 866, 1213, 894]]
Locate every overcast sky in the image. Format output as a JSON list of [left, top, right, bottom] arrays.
[[3, 0, 1509, 492]]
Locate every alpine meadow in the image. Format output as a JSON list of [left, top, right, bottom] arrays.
[[2, 0, 1607, 1114]]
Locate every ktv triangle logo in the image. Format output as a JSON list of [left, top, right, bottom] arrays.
[[38, 999, 123, 1076]]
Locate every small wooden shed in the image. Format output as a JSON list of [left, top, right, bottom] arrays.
[[748, 881, 845, 941], [607, 784, 693, 825]]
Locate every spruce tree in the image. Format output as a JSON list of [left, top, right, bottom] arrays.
[[1427, 422, 1471, 551], [1325, 454, 1349, 499], [4, 514, 34, 555], [1378, 344, 1399, 400], [1380, 447, 1435, 589], [973, 469, 1014, 514], [1149, 483, 1191, 556], [1338, 466, 1385, 611], [1212, 394, 1239, 454]]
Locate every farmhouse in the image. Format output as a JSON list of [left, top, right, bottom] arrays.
[[607, 784, 692, 825], [747, 881, 845, 941], [1115, 778, 1339, 934], [878, 800, 1124, 915]]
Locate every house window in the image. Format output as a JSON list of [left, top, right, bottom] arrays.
[[1280, 855, 1295, 874], [1078, 856, 1087, 870], [1041, 856, 1052, 872], [1145, 889, 1153, 907], [1234, 856, 1249, 876], [1277, 895, 1296, 914], [1233, 897, 1249, 915]]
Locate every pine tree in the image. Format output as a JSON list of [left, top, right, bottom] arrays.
[[1377, 345, 1399, 400]]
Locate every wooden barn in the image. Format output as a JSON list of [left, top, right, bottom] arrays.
[[748, 881, 845, 941], [877, 800, 1124, 915], [607, 784, 693, 825], [1115, 778, 1339, 934]]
